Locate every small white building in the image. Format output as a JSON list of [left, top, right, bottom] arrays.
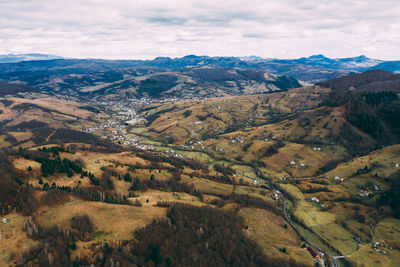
[[2, 218, 7, 224], [334, 176, 344, 182], [311, 197, 320, 203], [290, 160, 296, 165]]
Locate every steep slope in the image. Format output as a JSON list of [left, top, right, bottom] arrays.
[[317, 69, 400, 92]]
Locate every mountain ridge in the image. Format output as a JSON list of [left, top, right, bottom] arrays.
[[1, 54, 398, 84]]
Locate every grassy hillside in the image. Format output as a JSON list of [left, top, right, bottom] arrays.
[[1, 70, 400, 266]]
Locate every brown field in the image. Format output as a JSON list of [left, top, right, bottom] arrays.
[[239, 207, 313, 266], [131, 189, 205, 207], [0, 212, 40, 266], [35, 197, 167, 241]]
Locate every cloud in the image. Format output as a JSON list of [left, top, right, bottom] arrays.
[[0, 0, 399, 60]]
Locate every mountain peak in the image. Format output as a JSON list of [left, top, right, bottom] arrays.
[[307, 54, 328, 60]]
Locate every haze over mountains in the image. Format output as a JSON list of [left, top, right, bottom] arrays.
[[0, 54, 64, 64]]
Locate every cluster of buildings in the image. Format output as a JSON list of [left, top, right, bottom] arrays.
[[85, 99, 159, 151], [359, 184, 380, 198], [165, 149, 190, 160], [373, 242, 388, 255], [230, 137, 244, 144], [188, 140, 205, 150], [289, 160, 307, 167]]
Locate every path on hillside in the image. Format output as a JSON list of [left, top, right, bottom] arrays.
[[161, 146, 337, 266], [252, 166, 334, 267]]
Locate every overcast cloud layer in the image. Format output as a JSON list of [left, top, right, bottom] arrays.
[[1, 0, 400, 60]]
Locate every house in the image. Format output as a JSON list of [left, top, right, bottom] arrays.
[[2, 218, 7, 224], [311, 197, 319, 203], [360, 190, 370, 197], [334, 176, 344, 182], [290, 160, 296, 165]]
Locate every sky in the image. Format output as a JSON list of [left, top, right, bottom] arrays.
[[1, 0, 400, 60]]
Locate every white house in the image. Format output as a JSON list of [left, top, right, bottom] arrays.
[[334, 176, 344, 182], [311, 197, 319, 203], [290, 160, 296, 165], [2, 218, 7, 224]]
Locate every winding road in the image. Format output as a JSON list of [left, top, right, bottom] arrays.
[[251, 167, 336, 267]]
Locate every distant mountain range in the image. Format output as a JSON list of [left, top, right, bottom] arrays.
[[0, 53, 399, 98], [0, 53, 64, 63], [0, 61, 300, 99], [1, 53, 399, 82]]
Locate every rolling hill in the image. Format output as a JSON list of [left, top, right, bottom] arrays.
[[0, 60, 301, 99]]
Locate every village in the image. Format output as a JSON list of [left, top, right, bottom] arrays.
[[84, 98, 157, 150]]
